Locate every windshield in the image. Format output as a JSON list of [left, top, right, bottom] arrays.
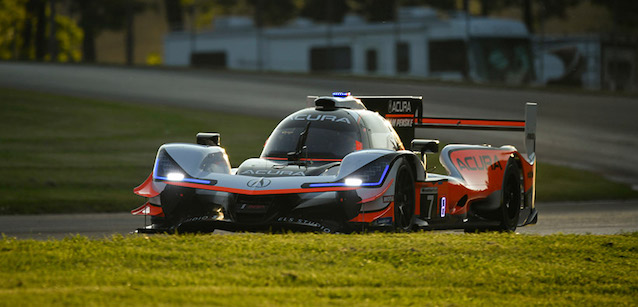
[[261, 110, 362, 160]]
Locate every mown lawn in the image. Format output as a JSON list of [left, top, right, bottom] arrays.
[[1, 88, 637, 214], [0, 232, 636, 306]]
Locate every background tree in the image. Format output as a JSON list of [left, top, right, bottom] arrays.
[[0, 0, 27, 60], [20, 0, 47, 60], [300, 0, 349, 23], [165, 0, 185, 31], [505, 0, 582, 33], [71, 0, 146, 63], [592, 0, 638, 33], [348, 0, 396, 22]]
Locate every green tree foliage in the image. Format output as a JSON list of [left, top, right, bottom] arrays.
[[53, 14, 82, 62], [0, 0, 27, 60], [0, 0, 81, 62], [185, 0, 297, 29]]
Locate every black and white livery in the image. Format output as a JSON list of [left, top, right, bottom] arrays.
[[132, 93, 538, 233]]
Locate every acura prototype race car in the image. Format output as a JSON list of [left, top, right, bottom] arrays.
[[132, 93, 538, 233]]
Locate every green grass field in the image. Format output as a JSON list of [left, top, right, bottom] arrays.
[[0, 232, 636, 306], [1, 87, 637, 214]]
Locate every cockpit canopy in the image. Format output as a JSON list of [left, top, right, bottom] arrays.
[[260, 109, 364, 161]]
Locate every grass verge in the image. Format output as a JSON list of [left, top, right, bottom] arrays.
[[1, 88, 637, 214], [0, 232, 636, 306]]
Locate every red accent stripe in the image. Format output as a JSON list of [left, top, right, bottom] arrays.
[[349, 202, 393, 223], [164, 181, 358, 195], [357, 179, 394, 204], [419, 118, 525, 127], [385, 114, 415, 118], [263, 157, 343, 162]]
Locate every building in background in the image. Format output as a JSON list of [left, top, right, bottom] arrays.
[[164, 7, 535, 85], [535, 35, 638, 91]]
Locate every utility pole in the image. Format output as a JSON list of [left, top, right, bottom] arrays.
[[125, 1, 134, 66], [189, 3, 196, 66], [48, 0, 58, 61], [464, 0, 471, 80], [256, 0, 264, 71]]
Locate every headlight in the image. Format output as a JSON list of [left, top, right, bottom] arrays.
[[154, 149, 211, 184], [166, 172, 185, 181], [345, 156, 391, 186], [307, 156, 392, 188], [344, 178, 363, 186]]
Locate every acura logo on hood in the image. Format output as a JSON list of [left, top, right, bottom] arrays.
[[247, 178, 271, 188]]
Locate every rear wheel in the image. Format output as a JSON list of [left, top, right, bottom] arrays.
[[394, 163, 415, 232], [498, 162, 522, 231], [464, 161, 521, 233]]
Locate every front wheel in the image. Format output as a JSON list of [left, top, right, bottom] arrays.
[[394, 163, 415, 232]]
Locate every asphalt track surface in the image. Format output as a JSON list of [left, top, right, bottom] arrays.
[[1, 201, 636, 239], [1, 62, 637, 237]]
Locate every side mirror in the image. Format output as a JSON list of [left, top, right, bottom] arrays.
[[411, 139, 439, 166], [411, 139, 439, 154], [197, 132, 221, 146]]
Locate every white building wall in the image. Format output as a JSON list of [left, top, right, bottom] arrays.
[[164, 33, 191, 66], [163, 12, 531, 84], [195, 33, 259, 70], [266, 37, 315, 72]]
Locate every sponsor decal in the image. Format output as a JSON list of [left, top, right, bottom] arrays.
[[238, 203, 268, 213], [374, 217, 393, 226], [440, 197, 447, 218], [388, 118, 414, 127], [181, 215, 218, 223], [277, 217, 333, 233], [247, 178, 272, 188], [241, 169, 305, 176], [420, 187, 438, 194], [388, 100, 412, 113], [293, 114, 351, 124], [456, 155, 503, 171]]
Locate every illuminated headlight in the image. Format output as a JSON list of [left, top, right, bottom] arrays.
[[153, 148, 211, 184], [306, 156, 392, 188], [344, 178, 363, 186], [166, 172, 185, 181]]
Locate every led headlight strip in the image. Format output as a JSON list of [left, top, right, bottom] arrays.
[[153, 150, 212, 185], [307, 164, 389, 188]]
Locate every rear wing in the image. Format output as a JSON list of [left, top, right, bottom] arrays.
[[306, 95, 537, 161], [360, 96, 537, 162]]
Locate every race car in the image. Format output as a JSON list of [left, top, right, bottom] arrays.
[[132, 93, 538, 233]]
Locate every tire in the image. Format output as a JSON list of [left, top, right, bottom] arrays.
[[394, 162, 415, 232], [464, 161, 522, 233], [498, 162, 522, 232]]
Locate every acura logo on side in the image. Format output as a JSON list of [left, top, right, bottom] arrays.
[[247, 178, 271, 188]]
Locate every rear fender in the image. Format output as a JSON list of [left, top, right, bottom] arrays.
[[440, 144, 515, 192]]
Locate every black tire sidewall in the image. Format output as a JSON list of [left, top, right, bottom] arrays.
[[500, 161, 522, 231], [394, 162, 415, 232]]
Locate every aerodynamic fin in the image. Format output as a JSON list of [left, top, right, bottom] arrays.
[[133, 173, 159, 198]]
